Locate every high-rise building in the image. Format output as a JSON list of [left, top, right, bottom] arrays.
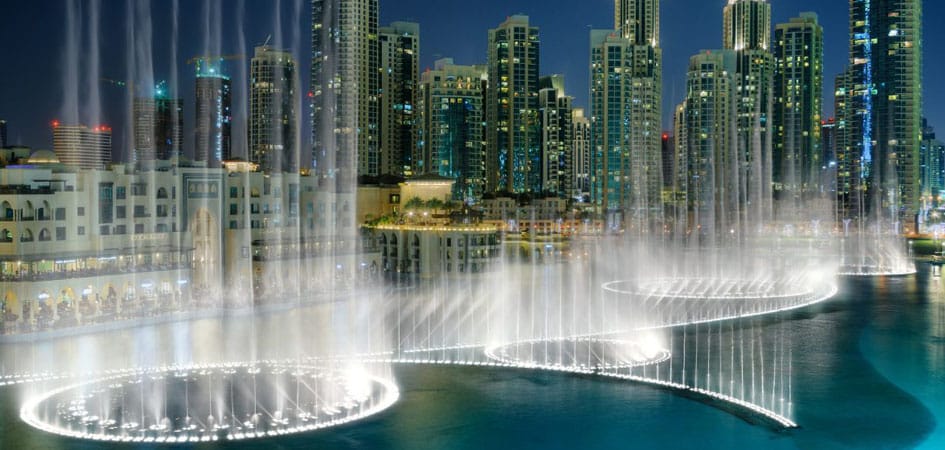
[[661, 131, 674, 189], [312, 0, 379, 187], [194, 59, 232, 166], [133, 81, 183, 164], [571, 108, 591, 201], [52, 123, 112, 169], [920, 119, 945, 203], [723, 0, 775, 228], [678, 50, 738, 240], [538, 75, 573, 199], [833, 70, 855, 213], [615, 0, 659, 45], [379, 22, 419, 178], [417, 58, 487, 201], [837, 0, 922, 230], [589, 24, 662, 229], [0, 120, 7, 147], [773, 13, 824, 211], [487, 15, 540, 194], [250, 45, 299, 173]]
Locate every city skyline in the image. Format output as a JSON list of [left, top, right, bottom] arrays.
[[1, 0, 942, 161]]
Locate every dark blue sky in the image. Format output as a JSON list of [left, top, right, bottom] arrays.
[[0, 0, 942, 157]]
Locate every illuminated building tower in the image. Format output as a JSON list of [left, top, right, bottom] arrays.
[[589, 21, 662, 229], [773, 13, 824, 213], [538, 75, 573, 199], [571, 108, 591, 200], [312, 0, 378, 188], [250, 45, 299, 173], [194, 59, 232, 166], [839, 0, 922, 231], [615, 0, 659, 45], [723, 0, 774, 231], [487, 15, 540, 194], [379, 22, 419, 178], [133, 81, 183, 164], [678, 50, 738, 241], [52, 123, 112, 170], [834, 70, 855, 215], [920, 119, 945, 205], [417, 59, 487, 201], [0, 120, 6, 147]]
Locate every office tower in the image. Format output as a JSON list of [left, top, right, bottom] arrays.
[[418, 58, 487, 201], [378, 22, 419, 178], [250, 45, 299, 173], [723, 0, 775, 228], [661, 132, 675, 189], [194, 59, 232, 166], [0, 120, 6, 147], [834, 70, 855, 214], [838, 0, 922, 230], [133, 81, 183, 164], [615, 0, 659, 45], [487, 15, 540, 194], [678, 50, 738, 240], [52, 123, 112, 169], [773, 13, 823, 211], [589, 26, 662, 229], [538, 75, 573, 198], [921, 119, 945, 204], [312, 0, 379, 188], [571, 108, 591, 200]]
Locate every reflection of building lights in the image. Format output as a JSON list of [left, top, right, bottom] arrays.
[[38, 293, 50, 300]]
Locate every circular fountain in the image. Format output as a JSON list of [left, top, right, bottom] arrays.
[[19, 361, 398, 443], [484, 337, 670, 371], [602, 275, 837, 328]]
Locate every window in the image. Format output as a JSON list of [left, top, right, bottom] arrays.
[[99, 225, 110, 235], [230, 204, 239, 215], [133, 205, 147, 218], [157, 205, 168, 217], [132, 183, 148, 196], [99, 183, 113, 224], [56, 227, 66, 241], [116, 206, 126, 219], [77, 206, 85, 217], [55, 208, 66, 220], [134, 223, 145, 234], [77, 226, 85, 236], [115, 186, 126, 199], [229, 220, 238, 229], [156, 187, 168, 199], [230, 187, 239, 198]]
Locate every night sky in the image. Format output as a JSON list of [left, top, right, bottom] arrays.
[[0, 0, 942, 160]]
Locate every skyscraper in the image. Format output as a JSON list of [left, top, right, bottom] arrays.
[[250, 45, 299, 173], [417, 58, 487, 201], [52, 123, 112, 170], [379, 22, 419, 178], [0, 120, 7, 147], [773, 13, 824, 211], [413, 58, 488, 202], [487, 15, 540, 194], [571, 108, 591, 201], [133, 81, 183, 164], [312, 0, 379, 187], [590, 0, 662, 230], [194, 59, 232, 166], [920, 119, 944, 205], [538, 75, 573, 199], [838, 0, 922, 230], [723, 0, 775, 229], [678, 50, 738, 240]]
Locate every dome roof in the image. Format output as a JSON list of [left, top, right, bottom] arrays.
[[27, 149, 60, 164]]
